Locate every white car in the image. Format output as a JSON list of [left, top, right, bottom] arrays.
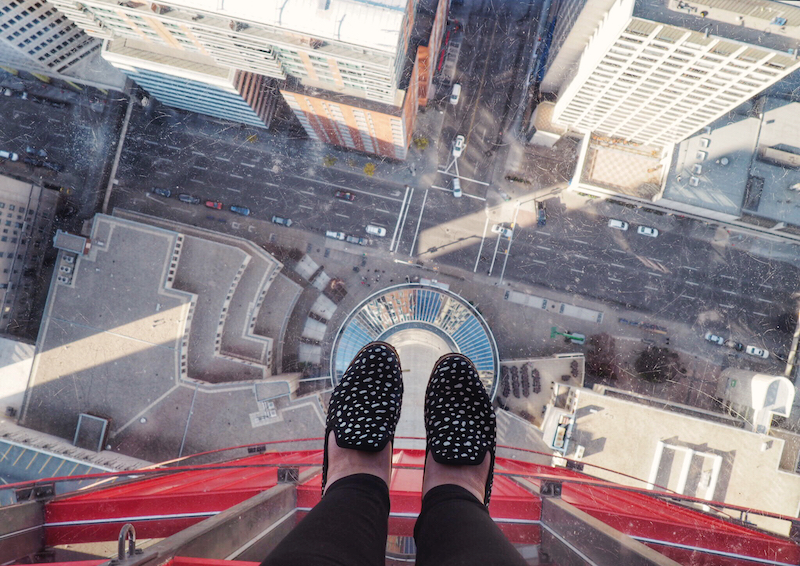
[[365, 225, 386, 237], [704, 332, 725, 346], [745, 345, 769, 359], [452, 135, 465, 158], [450, 83, 461, 105], [608, 219, 628, 231], [637, 226, 659, 237], [491, 224, 513, 238], [325, 230, 345, 241], [452, 178, 462, 198]]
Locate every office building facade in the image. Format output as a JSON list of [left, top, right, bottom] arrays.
[[545, 0, 800, 147], [46, 0, 444, 158], [0, 0, 124, 89]]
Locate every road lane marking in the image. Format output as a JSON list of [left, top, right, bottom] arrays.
[[720, 275, 735, 280], [682, 295, 696, 300], [759, 283, 773, 289], [335, 213, 349, 218], [191, 165, 207, 170], [611, 263, 625, 268], [230, 173, 244, 179], [390, 186, 412, 253], [215, 156, 231, 162], [682, 266, 698, 271], [754, 312, 768, 317], [612, 248, 624, 253], [144, 140, 159, 146], [608, 277, 622, 282], [191, 151, 206, 156], [409, 188, 429, 256], [756, 298, 774, 304], [300, 205, 312, 210], [293, 174, 403, 202], [536, 245, 551, 251], [263, 196, 277, 201], [377, 209, 391, 214], [538, 232, 551, 236], [223, 187, 241, 193], [648, 272, 663, 277], [685, 281, 699, 286], [645, 285, 659, 291], [720, 304, 735, 309], [241, 162, 256, 168], [474, 216, 490, 273], [570, 268, 584, 274], [189, 179, 205, 184], [721, 289, 737, 295], [531, 259, 547, 265], [571, 238, 588, 244], [574, 254, 589, 260], [167, 144, 181, 150]]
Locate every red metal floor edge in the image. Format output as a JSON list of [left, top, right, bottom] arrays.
[[40, 449, 800, 566]]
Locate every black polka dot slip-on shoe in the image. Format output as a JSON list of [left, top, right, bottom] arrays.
[[321, 341, 403, 495], [424, 353, 496, 505]]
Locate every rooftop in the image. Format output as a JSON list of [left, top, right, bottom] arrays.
[[634, 0, 800, 55], [565, 386, 800, 535], [167, 0, 408, 54], [662, 97, 800, 226]]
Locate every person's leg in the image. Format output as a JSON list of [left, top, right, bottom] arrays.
[[414, 483, 527, 566], [262, 473, 389, 566], [261, 342, 403, 566], [415, 353, 526, 566]]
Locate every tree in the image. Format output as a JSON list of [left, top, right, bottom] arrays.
[[413, 136, 429, 151], [322, 155, 337, 167], [635, 346, 681, 384], [586, 333, 620, 381], [363, 162, 376, 176]]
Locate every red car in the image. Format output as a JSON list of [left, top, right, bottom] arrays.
[[335, 190, 355, 202], [205, 200, 223, 210]]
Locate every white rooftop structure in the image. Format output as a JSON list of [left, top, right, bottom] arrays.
[[169, 0, 408, 52]]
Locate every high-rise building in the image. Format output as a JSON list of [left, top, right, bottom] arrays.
[[541, 0, 800, 147], [0, 0, 125, 90], [46, 0, 448, 158]]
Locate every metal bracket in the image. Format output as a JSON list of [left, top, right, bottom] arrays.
[[540, 480, 562, 498], [277, 466, 300, 483], [110, 523, 140, 564]]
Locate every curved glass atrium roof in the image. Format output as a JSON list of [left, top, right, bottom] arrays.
[[331, 284, 499, 400]]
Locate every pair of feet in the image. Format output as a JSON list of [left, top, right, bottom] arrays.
[[323, 343, 496, 504]]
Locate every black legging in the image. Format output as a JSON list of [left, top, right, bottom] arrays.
[[261, 473, 527, 566]]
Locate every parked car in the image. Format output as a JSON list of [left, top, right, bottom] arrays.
[[205, 200, 223, 209], [0, 150, 19, 162], [326, 230, 345, 240], [537, 202, 546, 227], [637, 226, 659, 237], [365, 225, 386, 237], [229, 205, 250, 216], [346, 235, 368, 245], [449, 83, 462, 105], [152, 187, 171, 198], [25, 146, 47, 158], [608, 219, 628, 230], [704, 332, 725, 346], [724, 340, 744, 351], [452, 177, 462, 198], [452, 134, 465, 158], [23, 157, 45, 168], [335, 190, 355, 201], [178, 194, 200, 204], [491, 224, 513, 238], [745, 345, 769, 359], [271, 215, 293, 227]]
